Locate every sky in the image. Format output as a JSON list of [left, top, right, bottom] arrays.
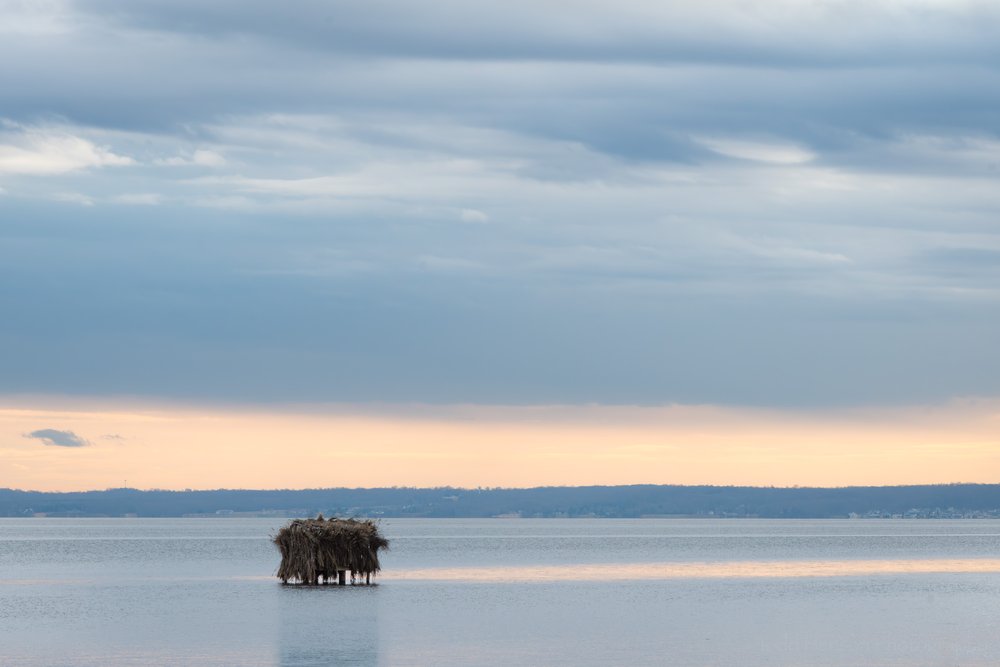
[[1, 0, 998, 491]]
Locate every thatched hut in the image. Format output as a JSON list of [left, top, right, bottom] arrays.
[[273, 515, 389, 585]]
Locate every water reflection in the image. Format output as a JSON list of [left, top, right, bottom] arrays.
[[385, 558, 1000, 582], [278, 585, 380, 666]]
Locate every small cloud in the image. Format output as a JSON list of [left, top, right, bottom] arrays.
[[102, 433, 126, 441], [459, 208, 489, 223], [111, 193, 163, 205], [25, 429, 89, 448], [697, 137, 815, 165], [52, 192, 94, 206], [0, 123, 134, 175], [156, 149, 226, 167], [192, 149, 226, 166]]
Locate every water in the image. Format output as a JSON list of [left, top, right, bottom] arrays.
[[2, 518, 1000, 666]]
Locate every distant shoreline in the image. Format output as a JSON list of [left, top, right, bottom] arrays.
[[4, 483, 999, 519]]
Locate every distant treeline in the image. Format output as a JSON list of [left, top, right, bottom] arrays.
[[2, 484, 1000, 518]]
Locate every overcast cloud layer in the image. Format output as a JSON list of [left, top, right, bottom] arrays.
[[1, 0, 998, 407]]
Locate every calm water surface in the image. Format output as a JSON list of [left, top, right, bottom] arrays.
[[2, 518, 1000, 666]]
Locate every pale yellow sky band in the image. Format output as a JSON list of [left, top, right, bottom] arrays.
[[2, 396, 998, 491]]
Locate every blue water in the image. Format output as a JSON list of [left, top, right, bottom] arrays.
[[2, 519, 1000, 665]]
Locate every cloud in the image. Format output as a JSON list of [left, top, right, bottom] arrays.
[[156, 149, 225, 167], [79, 0, 1000, 67], [0, 123, 134, 175], [0, 0, 75, 36], [25, 429, 89, 448], [696, 137, 815, 165], [110, 193, 164, 205], [460, 208, 489, 223], [51, 191, 94, 206], [0, 1, 997, 409]]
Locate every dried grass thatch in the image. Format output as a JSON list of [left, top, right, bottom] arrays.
[[273, 515, 389, 585]]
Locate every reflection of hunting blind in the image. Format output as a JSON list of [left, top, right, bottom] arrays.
[[273, 516, 389, 585]]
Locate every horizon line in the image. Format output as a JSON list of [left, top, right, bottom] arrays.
[[6, 481, 999, 494]]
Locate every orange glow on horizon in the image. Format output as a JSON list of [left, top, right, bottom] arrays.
[[1, 396, 999, 492]]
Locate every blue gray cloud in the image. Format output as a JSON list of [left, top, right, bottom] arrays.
[[0, 1, 998, 408], [25, 429, 89, 448]]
